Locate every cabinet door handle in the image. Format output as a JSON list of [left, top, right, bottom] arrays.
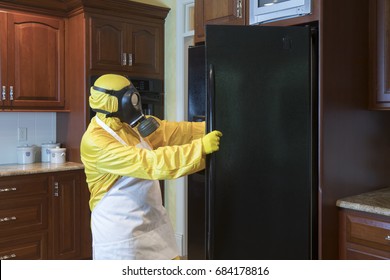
[[236, 0, 243, 18], [0, 253, 16, 260], [9, 86, 14, 101], [122, 53, 127, 66], [1, 86, 6, 100], [0, 187, 17, 192], [128, 53, 133, 66], [385, 235, 390, 241], [54, 182, 59, 197], [0, 216, 17, 222]]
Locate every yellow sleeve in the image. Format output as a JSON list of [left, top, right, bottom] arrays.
[[145, 117, 205, 148], [96, 139, 205, 180], [81, 121, 205, 181], [81, 118, 206, 210]]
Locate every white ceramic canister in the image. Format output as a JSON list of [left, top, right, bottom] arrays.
[[41, 142, 60, 162], [50, 147, 66, 164], [17, 145, 36, 164]]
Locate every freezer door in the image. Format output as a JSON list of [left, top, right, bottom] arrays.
[[188, 45, 206, 123], [205, 25, 316, 260]]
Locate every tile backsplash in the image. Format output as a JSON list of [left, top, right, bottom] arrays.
[[0, 112, 56, 164]]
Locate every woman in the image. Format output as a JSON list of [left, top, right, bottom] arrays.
[[80, 74, 222, 259]]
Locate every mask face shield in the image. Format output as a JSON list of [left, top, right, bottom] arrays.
[[117, 84, 144, 126], [92, 83, 159, 137]]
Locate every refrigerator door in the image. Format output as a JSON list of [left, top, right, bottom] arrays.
[[187, 45, 207, 260], [205, 25, 315, 259]]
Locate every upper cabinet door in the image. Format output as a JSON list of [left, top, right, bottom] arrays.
[[369, 0, 390, 109], [129, 23, 162, 76], [194, 0, 246, 44], [0, 12, 7, 106], [89, 16, 163, 79], [6, 12, 65, 110], [90, 17, 127, 71]]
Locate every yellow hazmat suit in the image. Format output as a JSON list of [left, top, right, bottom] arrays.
[[80, 74, 221, 259], [81, 115, 206, 210]]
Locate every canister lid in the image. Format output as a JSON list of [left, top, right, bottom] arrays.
[[42, 141, 60, 147], [17, 144, 34, 151], [49, 147, 66, 152]]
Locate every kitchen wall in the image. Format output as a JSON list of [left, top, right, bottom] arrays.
[[0, 112, 57, 164]]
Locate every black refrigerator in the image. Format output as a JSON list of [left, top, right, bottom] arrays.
[[187, 25, 318, 260]]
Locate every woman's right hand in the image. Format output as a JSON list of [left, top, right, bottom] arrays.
[[202, 130, 223, 154]]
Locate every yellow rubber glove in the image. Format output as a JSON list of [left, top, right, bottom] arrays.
[[202, 130, 223, 155]]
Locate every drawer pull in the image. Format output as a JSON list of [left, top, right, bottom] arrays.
[[385, 235, 390, 241], [9, 86, 14, 101], [1, 86, 6, 100], [128, 53, 133, 66], [0, 216, 17, 222], [54, 182, 59, 197], [0, 253, 16, 260], [236, 0, 243, 18], [122, 53, 127, 66], [0, 187, 17, 192]]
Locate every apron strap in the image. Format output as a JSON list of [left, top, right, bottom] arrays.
[[95, 116, 128, 146]]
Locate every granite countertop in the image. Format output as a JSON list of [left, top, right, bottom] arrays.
[[336, 187, 390, 217], [0, 162, 84, 177]]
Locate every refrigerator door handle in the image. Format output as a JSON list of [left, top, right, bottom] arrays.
[[207, 64, 215, 133], [192, 115, 206, 122], [206, 64, 215, 259]]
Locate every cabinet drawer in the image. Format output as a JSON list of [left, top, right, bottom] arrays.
[[346, 213, 390, 252], [0, 196, 48, 236], [0, 232, 48, 260], [0, 174, 49, 198]]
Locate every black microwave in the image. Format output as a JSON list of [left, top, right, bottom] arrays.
[[249, 0, 312, 25]]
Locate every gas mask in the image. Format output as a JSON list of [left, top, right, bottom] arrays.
[[92, 84, 159, 137]]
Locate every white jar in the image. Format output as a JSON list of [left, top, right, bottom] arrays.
[[17, 145, 36, 164], [41, 142, 60, 162], [50, 147, 66, 164]]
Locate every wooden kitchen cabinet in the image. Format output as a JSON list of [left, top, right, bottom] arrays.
[[339, 209, 390, 259], [0, 10, 65, 111], [0, 174, 49, 260], [194, 0, 246, 44], [50, 171, 82, 260], [90, 16, 163, 77], [369, 0, 390, 109], [0, 169, 91, 260], [194, 0, 321, 44]]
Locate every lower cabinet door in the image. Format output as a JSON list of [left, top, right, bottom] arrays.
[[339, 209, 390, 259], [0, 232, 48, 260], [50, 171, 81, 259], [0, 196, 48, 235]]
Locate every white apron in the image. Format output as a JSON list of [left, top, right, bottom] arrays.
[[91, 117, 179, 260]]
